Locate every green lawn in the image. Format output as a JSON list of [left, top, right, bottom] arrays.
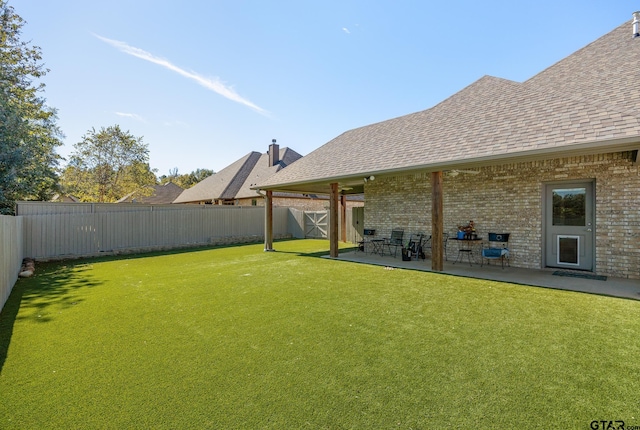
[[1, 239, 639, 429]]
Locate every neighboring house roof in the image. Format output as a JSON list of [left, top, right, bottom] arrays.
[[173, 147, 303, 203], [255, 19, 640, 194], [118, 182, 185, 204], [235, 148, 304, 199], [50, 194, 80, 203]]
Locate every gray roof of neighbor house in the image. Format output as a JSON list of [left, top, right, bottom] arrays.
[[173, 147, 302, 203], [255, 20, 640, 195], [235, 148, 304, 199], [117, 182, 185, 204]]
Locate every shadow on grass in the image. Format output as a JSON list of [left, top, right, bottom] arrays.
[[0, 262, 102, 375], [274, 239, 357, 258], [83, 238, 339, 262], [0, 239, 354, 374], [67, 240, 276, 264]]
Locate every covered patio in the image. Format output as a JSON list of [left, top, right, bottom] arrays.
[[331, 249, 640, 301], [255, 19, 640, 281]]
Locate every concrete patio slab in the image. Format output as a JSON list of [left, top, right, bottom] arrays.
[[330, 250, 640, 301]]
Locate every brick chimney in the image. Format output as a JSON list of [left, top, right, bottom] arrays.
[[268, 139, 279, 166]]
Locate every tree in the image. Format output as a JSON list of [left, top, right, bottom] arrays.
[[0, 1, 63, 214], [60, 125, 156, 202], [158, 167, 214, 188]]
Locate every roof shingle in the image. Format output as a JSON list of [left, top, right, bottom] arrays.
[[173, 147, 302, 203], [257, 18, 640, 191]]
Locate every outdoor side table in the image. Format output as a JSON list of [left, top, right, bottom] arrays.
[[370, 239, 385, 256], [451, 238, 483, 266]]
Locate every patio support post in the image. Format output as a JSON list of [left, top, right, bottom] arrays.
[[340, 194, 347, 243], [330, 183, 339, 257], [431, 171, 444, 271], [264, 190, 274, 251]]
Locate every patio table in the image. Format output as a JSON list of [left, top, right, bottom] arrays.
[[451, 237, 483, 266], [370, 239, 385, 256]]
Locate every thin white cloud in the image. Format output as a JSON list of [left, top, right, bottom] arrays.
[[163, 120, 190, 128], [342, 27, 351, 34], [115, 112, 145, 122], [94, 34, 269, 116]]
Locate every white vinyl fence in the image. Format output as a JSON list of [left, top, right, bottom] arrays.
[[0, 215, 23, 312], [17, 203, 291, 260]]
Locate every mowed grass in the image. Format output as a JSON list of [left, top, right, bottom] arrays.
[[1, 239, 639, 429]]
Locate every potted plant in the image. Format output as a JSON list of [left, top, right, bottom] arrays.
[[402, 239, 412, 261]]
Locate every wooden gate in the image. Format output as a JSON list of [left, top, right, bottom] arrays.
[[304, 211, 328, 238], [351, 206, 364, 244]]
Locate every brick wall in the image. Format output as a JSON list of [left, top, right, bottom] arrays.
[[364, 151, 639, 279]]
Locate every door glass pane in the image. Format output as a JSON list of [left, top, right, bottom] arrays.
[[552, 188, 586, 226], [558, 236, 579, 265]]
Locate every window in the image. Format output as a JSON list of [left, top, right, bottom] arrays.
[[552, 188, 586, 226]]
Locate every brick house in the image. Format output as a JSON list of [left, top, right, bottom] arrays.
[[255, 15, 640, 279], [173, 143, 364, 211]]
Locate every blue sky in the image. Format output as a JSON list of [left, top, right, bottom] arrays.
[[16, 1, 636, 176]]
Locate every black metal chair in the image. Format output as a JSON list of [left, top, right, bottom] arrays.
[[481, 233, 510, 268], [421, 233, 447, 260], [383, 229, 404, 257], [357, 228, 376, 253], [409, 233, 427, 260], [443, 233, 449, 261]]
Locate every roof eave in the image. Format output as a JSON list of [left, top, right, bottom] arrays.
[[253, 136, 640, 193]]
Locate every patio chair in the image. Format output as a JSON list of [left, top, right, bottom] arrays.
[[406, 233, 427, 260], [421, 233, 447, 260], [357, 228, 376, 253], [383, 229, 404, 257], [481, 233, 510, 268], [443, 232, 449, 261]]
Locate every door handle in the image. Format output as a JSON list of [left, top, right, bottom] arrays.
[[586, 228, 592, 232]]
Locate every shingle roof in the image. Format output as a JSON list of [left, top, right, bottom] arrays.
[[117, 182, 185, 204], [173, 147, 302, 203], [145, 182, 185, 204], [235, 147, 303, 199], [173, 152, 261, 203], [525, 22, 639, 116], [256, 18, 640, 192]]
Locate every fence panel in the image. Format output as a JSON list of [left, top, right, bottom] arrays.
[[349, 206, 364, 244], [20, 205, 292, 260], [287, 208, 305, 238], [0, 216, 23, 311]]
